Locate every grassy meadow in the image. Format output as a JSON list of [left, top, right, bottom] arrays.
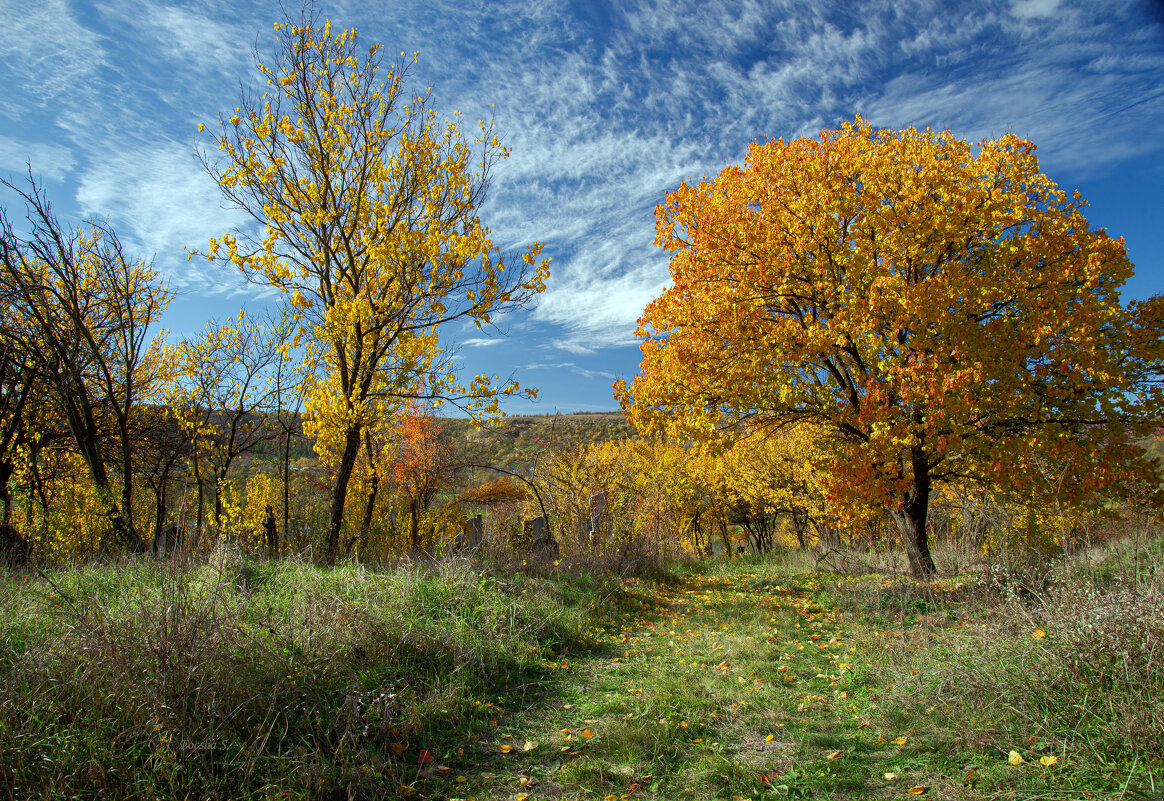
[[0, 538, 1161, 800]]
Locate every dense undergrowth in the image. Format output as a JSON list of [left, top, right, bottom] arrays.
[[0, 552, 620, 800], [1, 538, 1161, 800]]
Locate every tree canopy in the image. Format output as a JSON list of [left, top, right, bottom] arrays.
[[617, 117, 1163, 578], [201, 12, 550, 561]]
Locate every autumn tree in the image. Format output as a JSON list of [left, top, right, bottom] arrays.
[[0, 175, 171, 552], [177, 312, 283, 533], [201, 12, 549, 562], [393, 403, 460, 551], [133, 399, 192, 553], [617, 118, 1163, 579]]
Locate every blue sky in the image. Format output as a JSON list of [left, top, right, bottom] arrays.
[[1, 0, 1162, 413]]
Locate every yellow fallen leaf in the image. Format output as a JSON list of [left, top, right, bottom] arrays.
[[1040, 755, 1059, 766], [883, 772, 898, 780], [826, 750, 841, 760], [765, 734, 776, 743], [1008, 750, 1024, 765], [523, 740, 538, 752], [455, 776, 467, 783], [517, 795, 530, 801], [500, 744, 514, 754], [581, 728, 596, 739], [894, 736, 908, 745], [1032, 628, 1047, 638], [907, 786, 928, 795]]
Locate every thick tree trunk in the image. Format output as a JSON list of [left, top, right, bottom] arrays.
[[325, 426, 362, 565], [358, 430, 379, 542], [889, 447, 938, 579]]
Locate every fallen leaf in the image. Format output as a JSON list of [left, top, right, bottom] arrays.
[[417, 749, 434, 765], [907, 786, 928, 795], [389, 743, 406, 756], [523, 740, 538, 752], [884, 772, 898, 781], [1040, 755, 1059, 766], [1008, 750, 1024, 766], [765, 734, 776, 743], [581, 728, 596, 739], [894, 736, 908, 745], [826, 750, 841, 760], [1032, 628, 1047, 639], [500, 744, 514, 754]]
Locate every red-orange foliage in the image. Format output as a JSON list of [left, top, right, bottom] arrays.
[[617, 118, 1163, 578]]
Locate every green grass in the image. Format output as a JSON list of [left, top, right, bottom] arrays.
[[0, 553, 613, 800], [2, 540, 1160, 800]]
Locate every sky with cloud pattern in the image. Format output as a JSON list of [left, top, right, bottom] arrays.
[[1, 0, 1162, 413]]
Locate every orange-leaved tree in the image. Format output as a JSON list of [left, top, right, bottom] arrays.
[[617, 117, 1163, 578], [200, 11, 549, 562], [393, 401, 459, 551]]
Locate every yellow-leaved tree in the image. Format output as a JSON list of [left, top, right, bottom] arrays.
[[201, 12, 549, 562], [617, 118, 1163, 578]]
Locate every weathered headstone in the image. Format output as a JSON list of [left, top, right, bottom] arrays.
[[524, 515, 559, 558], [452, 514, 484, 551], [523, 515, 547, 540], [588, 491, 612, 542]]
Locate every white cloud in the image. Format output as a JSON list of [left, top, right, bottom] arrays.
[[2, 0, 1161, 364], [73, 142, 256, 294], [1011, 0, 1061, 20], [0, 137, 75, 182], [523, 360, 616, 381], [0, 0, 105, 117]]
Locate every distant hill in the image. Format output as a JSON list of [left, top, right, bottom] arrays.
[[441, 411, 634, 472]]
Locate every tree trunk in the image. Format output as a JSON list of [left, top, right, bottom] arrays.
[[0, 461, 12, 526], [409, 499, 421, 552], [889, 447, 937, 579], [193, 475, 205, 554], [359, 430, 379, 541], [325, 425, 362, 565], [282, 421, 293, 532]]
